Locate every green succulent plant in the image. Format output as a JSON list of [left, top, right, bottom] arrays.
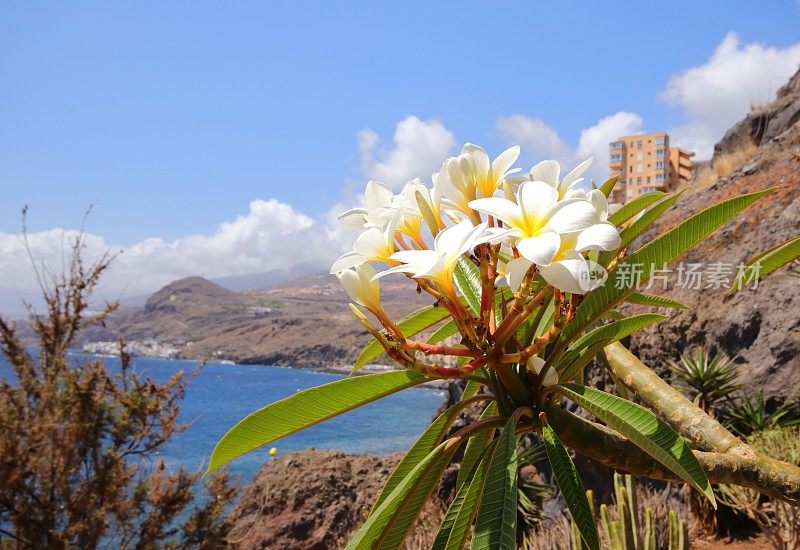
[[667, 347, 742, 414]]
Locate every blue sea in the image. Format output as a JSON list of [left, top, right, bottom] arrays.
[[0, 354, 446, 484]]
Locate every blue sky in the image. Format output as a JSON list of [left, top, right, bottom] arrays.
[[1, 1, 799, 308]]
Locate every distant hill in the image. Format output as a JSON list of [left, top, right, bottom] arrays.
[[77, 270, 431, 370]]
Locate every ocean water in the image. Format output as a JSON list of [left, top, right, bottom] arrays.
[[0, 354, 446, 484]]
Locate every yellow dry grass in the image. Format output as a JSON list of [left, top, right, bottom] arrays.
[[692, 141, 758, 191]]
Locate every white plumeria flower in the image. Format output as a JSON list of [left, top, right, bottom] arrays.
[[565, 188, 611, 221], [374, 220, 493, 293], [444, 144, 520, 214], [338, 180, 394, 229], [330, 209, 402, 273], [508, 157, 593, 200], [337, 263, 381, 311], [469, 181, 599, 267], [505, 222, 621, 294], [527, 356, 558, 386]]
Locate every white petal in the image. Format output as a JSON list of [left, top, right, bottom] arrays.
[[529, 160, 560, 188], [338, 208, 369, 228], [506, 257, 533, 291], [518, 181, 559, 220], [561, 157, 593, 190], [491, 145, 520, 179], [468, 197, 519, 226], [463, 143, 490, 176], [353, 227, 388, 256], [544, 200, 599, 234], [575, 223, 621, 252], [517, 232, 560, 266], [339, 269, 366, 306], [541, 367, 559, 386], [433, 219, 476, 255], [539, 253, 592, 294], [390, 249, 439, 267], [526, 356, 557, 386], [365, 180, 393, 211], [587, 189, 610, 220], [330, 252, 367, 273]]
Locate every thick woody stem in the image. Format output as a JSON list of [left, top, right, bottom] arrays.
[[494, 287, 550, 346], [599, 342, 749, 456], [500, 324, 561, 364], [546, 406, 800, 506]]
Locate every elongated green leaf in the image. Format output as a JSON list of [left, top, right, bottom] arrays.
[[373, 396, 488, 511], [626, 292, 689, 310], [599, 191, 683, 266], [346, 441, 457, 550], [556, 314, 668, 379], [354, 304, 450, 371], [433, 445, 493, 550], [564, 189, 772, 344], [457, 401, 498, 492], [427, 318, 459, 344], [207, 370, 426, 473], [555, 383, 716, 507], [730, 235, 800, 291], [608, 191, 665, 226], [455, 256, 482, 315], [472, 416, 518, 550], [600, 175, 619, 198], [542, 422, 599, 550], [560, 340, 613, 384]]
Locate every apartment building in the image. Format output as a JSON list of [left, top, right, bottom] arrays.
[[608, 132, 694, 204]]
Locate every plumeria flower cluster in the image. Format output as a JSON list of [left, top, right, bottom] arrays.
[[331, 143, 622, 389]]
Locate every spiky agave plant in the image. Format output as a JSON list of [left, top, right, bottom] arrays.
[[206, 143, 800, 550], [667, 347, 742, 414]]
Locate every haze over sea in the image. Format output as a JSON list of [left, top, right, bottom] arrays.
[[0, 355, 446, 483]]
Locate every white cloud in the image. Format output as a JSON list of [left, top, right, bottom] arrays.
[[495, 115, 573, 162], [359, 115, 456, 188], [661, 32, 800, 158], [0, 199, 347, 312], [496, 111, 642, 185]]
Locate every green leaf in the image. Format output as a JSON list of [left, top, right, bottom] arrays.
[[454, 256, 482, 315], [472, 416, 518, 550], [346, 441, 458, 550], [542, 422, 599, 550], [599, 191, 683, 266], [373, 396, 486, 511], [556, 314, 668, 381], [427, 318, 459, 344], [608, 191, 665, 226], [564, 188, 772, 345], [555, 383, 716, 508], [354, 305, 450, 371], [730, 235, 800, 291], [433, 445, 493, 550], [457, 401, 498, 492], [626, 292, 690, 310], [206, 370, 427, 474], [600, 175, 619, 198]]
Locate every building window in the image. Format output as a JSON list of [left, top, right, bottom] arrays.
[[637, 164, 643, 173], [610, 154, 623, 162], [647, 176, 651, 184], [655, 149, 665, 157], [655, 161, 665, 169], [655, 137, 666, 145], [637, 152, 643, 161], [655, 173, 665, 181], [609, 141, 623, 149], [629, 166, 633, 174], [637, 177, 642, 184], [637, 140, 642, 149]]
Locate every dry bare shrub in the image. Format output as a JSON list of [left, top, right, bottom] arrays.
[[0, 223, 237, 549], [693, 141, 759, 191]]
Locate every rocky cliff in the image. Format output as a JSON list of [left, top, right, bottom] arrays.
[[627, 68, 800, 403]]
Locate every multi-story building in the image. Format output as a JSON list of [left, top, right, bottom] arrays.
[[608, 132, 694, 204]]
